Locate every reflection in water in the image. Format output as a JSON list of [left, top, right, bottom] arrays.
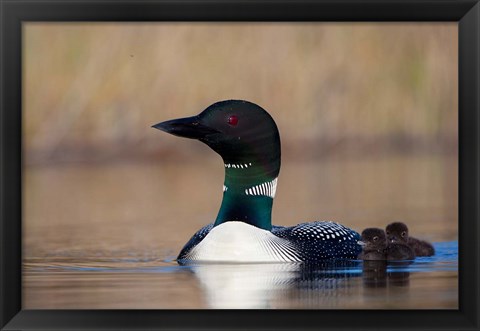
[[186, 260, 365, 309], [387, 261, 413, 287], [363, 260, 388, 288], [188, 263, 300, 308], [285, 261, 362, 308], [362, 260, 411, 288], [186, 259, 420, 308]]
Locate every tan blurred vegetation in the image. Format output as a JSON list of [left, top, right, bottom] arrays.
[[23, 23, 457, 164]]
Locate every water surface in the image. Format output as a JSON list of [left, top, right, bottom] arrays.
[[23, 242, 457, 309]]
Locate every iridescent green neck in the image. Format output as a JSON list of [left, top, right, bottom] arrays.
[[214, 161, 279, 230]]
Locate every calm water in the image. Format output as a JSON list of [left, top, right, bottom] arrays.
[[23, 242, 457, 309], [22, 155, 458, 308]]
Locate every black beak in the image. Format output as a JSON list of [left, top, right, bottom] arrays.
[[152, 116, 220, 139]]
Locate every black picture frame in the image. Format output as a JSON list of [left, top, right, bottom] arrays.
[[1, 0, 478, 330]]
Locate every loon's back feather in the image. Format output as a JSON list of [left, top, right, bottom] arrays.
[[271, 221, 361, 262]]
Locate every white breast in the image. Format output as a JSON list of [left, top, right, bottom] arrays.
[[185, 221, 301, 263]]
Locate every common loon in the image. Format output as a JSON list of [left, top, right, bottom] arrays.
[[153, 100, 362, 263], [358, 228, 415, 261], [386, 222, 435, 257]]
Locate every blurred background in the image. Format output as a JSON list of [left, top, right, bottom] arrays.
[[23, 23, 457, 259]]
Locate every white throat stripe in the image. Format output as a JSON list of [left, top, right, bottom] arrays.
[[225, 162, 252, 169], [245, 177, 278, 198]]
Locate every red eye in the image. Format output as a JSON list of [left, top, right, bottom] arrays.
[[228, 115, 238, 126]]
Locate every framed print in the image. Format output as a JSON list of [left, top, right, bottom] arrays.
[[1, 0, 479, 330]]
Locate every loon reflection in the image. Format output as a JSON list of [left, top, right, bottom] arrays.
[[182, 261, 365, 308], [181, 260, 412, 308]]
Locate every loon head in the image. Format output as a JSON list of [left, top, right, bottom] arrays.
[[385, 222, 409, 244], [359, 228, 387, 251], [153, 100, 281, 230]]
